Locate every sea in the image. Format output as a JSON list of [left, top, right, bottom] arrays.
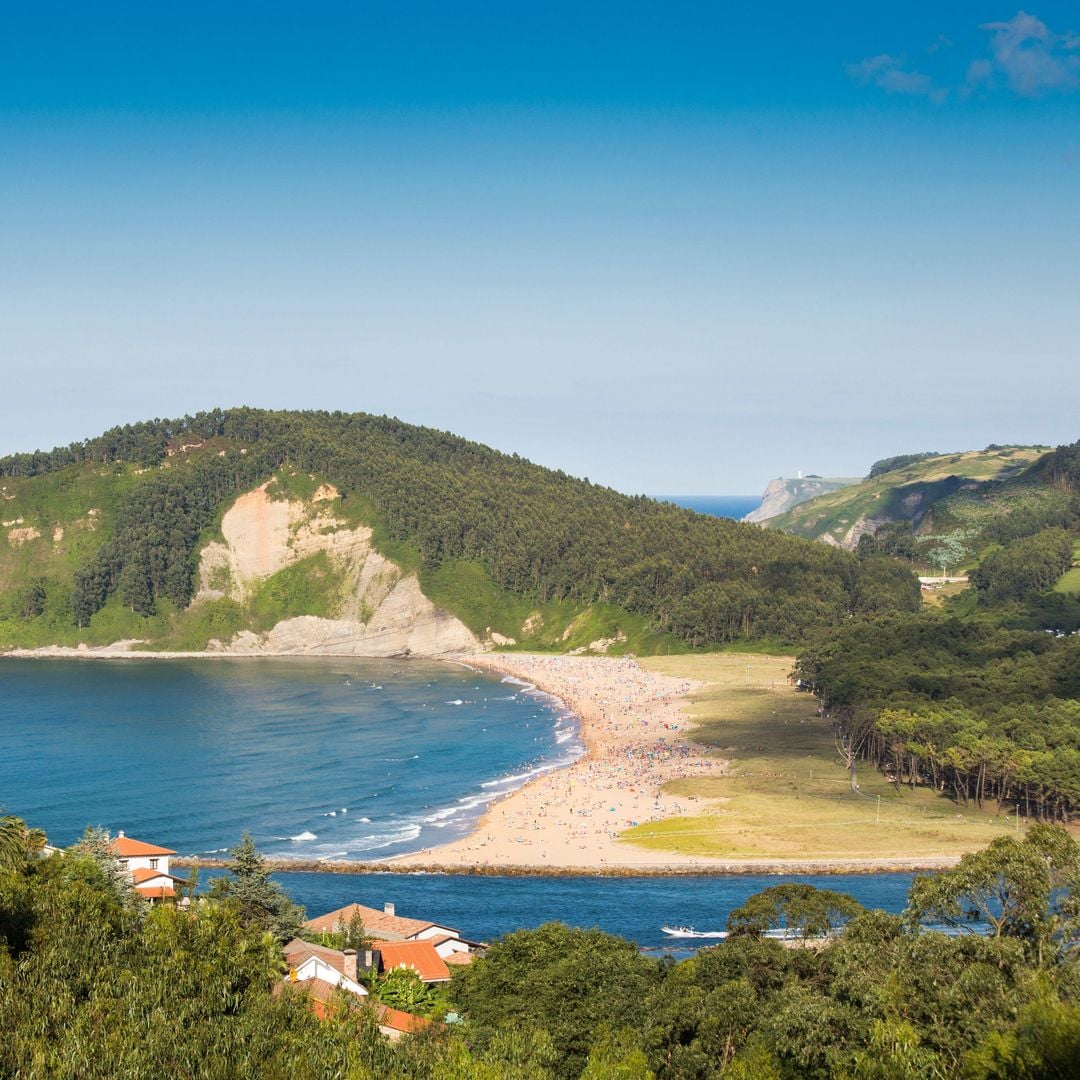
[[0, 653, 918, 948], [0, 657, 583, 862], [2, 491, 914, 949], [658, 495, 762, 520]]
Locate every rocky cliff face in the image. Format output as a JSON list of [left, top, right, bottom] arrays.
[[744, 476, 860, 524], [195, 482, 478, 657]]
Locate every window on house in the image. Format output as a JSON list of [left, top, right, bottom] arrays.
[[149, 858, 159, 869], [119, 859, 128, 871]]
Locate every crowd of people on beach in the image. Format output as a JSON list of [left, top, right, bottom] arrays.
[[395, 654, 726, 868]]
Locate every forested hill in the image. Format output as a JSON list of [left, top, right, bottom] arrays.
[[0, 409, 919, 652]]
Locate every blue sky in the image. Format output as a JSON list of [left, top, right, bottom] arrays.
[[2, 3, 1077, 492]]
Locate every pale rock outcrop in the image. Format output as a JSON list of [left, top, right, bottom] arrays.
[[7, 526, 40, 547], [569, 631, 627, 656], [744, 476, 860, 524], [193, 481, 478, 657]]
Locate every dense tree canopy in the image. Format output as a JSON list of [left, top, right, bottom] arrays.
[[796, 613, 1080, 821], [1, 409, 921, 646], [970, 529, 1074, 604], [7, 830, 1080, 1078], [867, 452, 939, 478]]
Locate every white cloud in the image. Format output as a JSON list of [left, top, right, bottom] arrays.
[[849, 10, 1079, 102], [845, 54, 940, 99], [979, 11, 1080, 96]]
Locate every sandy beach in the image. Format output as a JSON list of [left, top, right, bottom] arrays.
[[390, 652, 734, 870], [385, 652, 965, 874], [375, 652, 908, 873]]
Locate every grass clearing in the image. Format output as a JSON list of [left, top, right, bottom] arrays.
[[621, 654, 1021, 860], [1054, 541, 1080, 595]]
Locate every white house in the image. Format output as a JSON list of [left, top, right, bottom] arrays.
[[303, 902, 483, 957], [282, 940, 369, 1000], [108, 831, 187, 902]]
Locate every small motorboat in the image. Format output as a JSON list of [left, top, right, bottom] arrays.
[[661, 926, 728, 939]]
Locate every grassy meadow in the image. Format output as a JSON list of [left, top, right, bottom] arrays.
[[621, 653, 1023, 861], [1054, 540, 1080, 594]]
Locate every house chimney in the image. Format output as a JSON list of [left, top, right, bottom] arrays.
[[343, 948, 358, 982], [384, 902, 395, 917], [117, 830, 125, 838], [363, 948, 382, 975]]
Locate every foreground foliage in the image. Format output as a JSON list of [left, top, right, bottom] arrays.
[[3, 828, 1080, 1078]]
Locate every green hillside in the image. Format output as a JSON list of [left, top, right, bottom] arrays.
[[788, 439, 1080, 825], [765, 445, 1054, 550], [0, 409, 920, 653]]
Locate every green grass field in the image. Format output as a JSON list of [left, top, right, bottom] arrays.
[[620, 654, 1023, 860], [1054, 541, 1080, 595]]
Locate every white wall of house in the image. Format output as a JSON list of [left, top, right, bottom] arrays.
[[294, 956, 367, 998], [431, 938, 471, 959], [415, 924, 457, 942], [134, 872, 175, 891], [118, 853, 171, 876]]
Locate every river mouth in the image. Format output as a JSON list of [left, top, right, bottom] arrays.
[[254, 868, 919, 951]]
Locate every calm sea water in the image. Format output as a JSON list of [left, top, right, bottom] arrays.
[[2, 655, 918, 947], [264, 870, 915, 954], [0, 657, 581, 861], [659, 495, 762, 520]]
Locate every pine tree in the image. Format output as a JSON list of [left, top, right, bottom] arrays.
[[214, 832, 304, 943]]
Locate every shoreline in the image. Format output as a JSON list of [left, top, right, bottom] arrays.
[[383, 652, 731, 871], [385, 652, 961, 874], [7, 644, 966, 875], [0, 642, 438, 661], [174, 855, 958, 877]]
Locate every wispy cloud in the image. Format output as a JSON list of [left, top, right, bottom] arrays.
[[848, 9, 1079, 103], [845, 54, 943, 100], [979, 11, 1079, 96]]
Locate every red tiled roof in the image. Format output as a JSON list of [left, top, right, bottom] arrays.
[[444, 951, 474, 966], [277, 976, 350, 1020], [279, 979, 424, 1030], [373, 939, 450, 983], [130, 867, 186, 885], [304, 903, 453, 941], [110, 836, 176, 857], [134, 885, 176, 899], [377, 1005, 431, 1034], [283, 938, 356, 981]]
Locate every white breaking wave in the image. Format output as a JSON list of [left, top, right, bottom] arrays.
[[358, 824, 422, 851], [500, 675, 534, 689], [289, 830, 318, 842], [480, 760, 564, 789]]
